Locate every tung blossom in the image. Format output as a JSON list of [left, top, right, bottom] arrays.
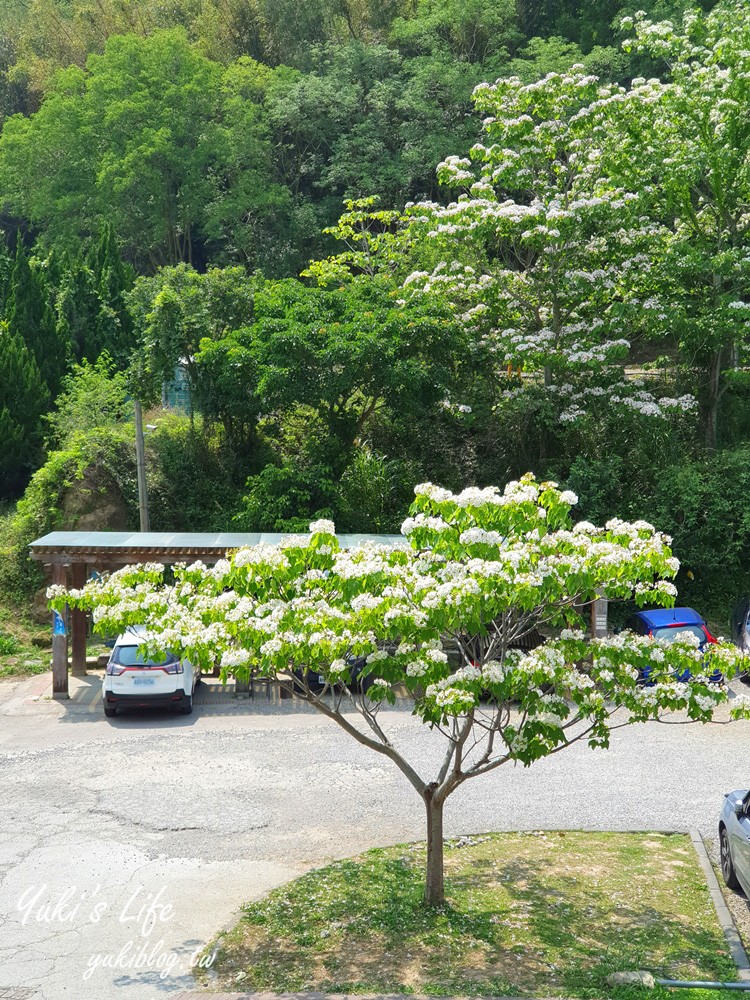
[[309, 519, 336, 535]]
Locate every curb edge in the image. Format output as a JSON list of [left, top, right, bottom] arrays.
[[690, 828, 750, 981]]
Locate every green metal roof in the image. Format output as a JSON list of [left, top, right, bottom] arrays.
[[30, 530, 408, 551]]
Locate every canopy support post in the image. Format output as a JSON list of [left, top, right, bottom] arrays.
[[51, 562, 69, 699], [70, 562, 87, 676]]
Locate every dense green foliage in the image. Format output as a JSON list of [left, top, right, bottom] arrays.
[[0, 327, 48, 488], [5, 239, 66, 395], [0, 0, 712, 274], [3, 0, 750, 629]]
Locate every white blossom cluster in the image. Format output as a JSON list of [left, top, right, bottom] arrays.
[[397, 66, 714, 428], [309, 519, 336, 536], [234, 544, 290, 569], [459, 528, 504, 546], [544, 381, 698, 423], [440, 399, 473, 416], [47, 472, 750, 743]]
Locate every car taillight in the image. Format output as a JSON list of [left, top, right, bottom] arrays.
[[106, 661, 125, 676], [165, 660, 184, 674], [703, 628, 717, 644]]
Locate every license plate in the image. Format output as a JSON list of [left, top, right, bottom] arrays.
[[133, 677, 155, 686]]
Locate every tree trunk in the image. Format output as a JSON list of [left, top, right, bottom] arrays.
[[424, 784, 445, 906], [705, 347, 722, 452]]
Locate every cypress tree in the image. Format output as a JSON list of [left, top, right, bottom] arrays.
[[0, 326, 49, 492], [5, 239, 69, 396], [0, 407, 26, 493], [56, 259, 103, 362], [89, 224, 135, 365]]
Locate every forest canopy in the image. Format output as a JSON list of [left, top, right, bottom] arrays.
[[2, 0, 749, 624]]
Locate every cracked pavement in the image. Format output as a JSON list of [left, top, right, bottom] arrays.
[[0, 674, 749, 999]]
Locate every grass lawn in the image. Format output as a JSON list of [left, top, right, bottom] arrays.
[[0, 596, 110, 679], [0, 506, 49, 679], [206, 831, 739, 999], [0, 596, 49, 679]]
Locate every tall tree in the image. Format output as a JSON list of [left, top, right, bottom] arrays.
[[0, 31, 288, 271], [613, 3, 750, 450], [55, 258, 101, 363], [88, 223, 135, 364], [85, 30, 224, 268], [0, 325, 49, 492], [5, 239, 68, 395], [397, 68, 697, 458], [54, 226, 135, 366], [54, 477, 750, 904], [196, 275, 473, 472]]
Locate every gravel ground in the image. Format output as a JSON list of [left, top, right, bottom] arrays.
[[704, 835, 750, 954], [1, 684, 749, 999]]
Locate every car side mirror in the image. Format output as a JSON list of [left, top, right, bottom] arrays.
[[735, 800, 745, 816]]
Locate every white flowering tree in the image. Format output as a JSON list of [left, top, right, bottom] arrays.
[[51, 475, 750, 905], [302, 7, 750, 451], [399, 68, 698, 433], [613, 4, 750, 450], [395, 4, 750, 449]]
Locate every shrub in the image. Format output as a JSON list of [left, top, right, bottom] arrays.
[[0, 428, 135, 601], [566, 448, 750, 624], [0, 629, 19, 655], [146, 414, 242, 531]]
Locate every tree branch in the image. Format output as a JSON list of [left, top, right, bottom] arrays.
[[287, 681, 427, 795]]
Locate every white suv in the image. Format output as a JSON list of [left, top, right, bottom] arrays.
[[103, 627, 199, 718]]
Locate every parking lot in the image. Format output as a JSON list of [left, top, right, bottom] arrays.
[[1, 672, 749, 999]]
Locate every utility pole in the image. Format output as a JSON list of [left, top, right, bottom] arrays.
[[134, 399, 150, 532]]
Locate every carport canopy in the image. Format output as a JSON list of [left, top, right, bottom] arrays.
[[29, 530, 408, 699]]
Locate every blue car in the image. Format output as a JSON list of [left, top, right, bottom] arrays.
[[624, 606, 721, 683]]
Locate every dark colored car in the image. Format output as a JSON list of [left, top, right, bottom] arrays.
[[625, 606, 721, 683], [730, 598, 750, 685], [292, 655, 376, 695]]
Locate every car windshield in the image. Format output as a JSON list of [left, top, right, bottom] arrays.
[[112, 645, 176, 667], [651, 624, 705, 643]]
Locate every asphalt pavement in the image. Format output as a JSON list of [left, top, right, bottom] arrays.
[[1, 672, 749, 1000]]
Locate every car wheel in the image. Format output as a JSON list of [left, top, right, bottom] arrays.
[[180, 694, 193, 715], [104, 705, 117, 718], [720, 827, 743, 892]]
